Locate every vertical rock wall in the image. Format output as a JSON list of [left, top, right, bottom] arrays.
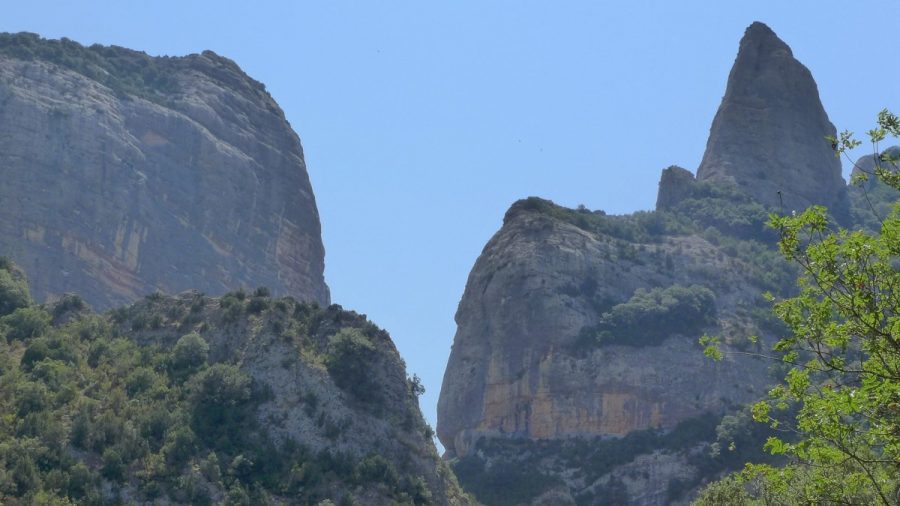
[[0, 35, 329, 308]]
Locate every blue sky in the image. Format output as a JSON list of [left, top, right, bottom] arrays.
[[6, 1, 900, 433]]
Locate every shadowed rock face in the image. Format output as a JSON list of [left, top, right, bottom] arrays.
[[0, 34, 329, 308], [696, 22, 848, 219]]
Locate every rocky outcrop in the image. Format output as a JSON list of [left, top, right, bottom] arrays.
[[0, 33, 329, 309], [438, 200, 776, 461], [438, 21, 840, 504], [438, 199, 787, 504], [655, 166, 696, 210], [696, 22, 848, 219]]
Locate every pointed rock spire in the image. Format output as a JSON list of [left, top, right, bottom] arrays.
[[696, 22, 848, 218]]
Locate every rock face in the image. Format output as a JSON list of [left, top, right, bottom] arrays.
[[655, 166, 696, 210], [438, 200, 775, 457], [438, 22, 847, 505], [696, 22, 848, 218], [439, 198, 789, 504], [0, 33, 329, 309]]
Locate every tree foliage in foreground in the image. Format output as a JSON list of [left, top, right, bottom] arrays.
[[697, 110, 900, 505]]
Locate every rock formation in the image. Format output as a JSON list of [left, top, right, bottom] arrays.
[[438, 199, 782, 485], [438, 22, 850, 504], [696, 22, 848, 219], [655, 166, 696, 210], [0, 33, 329, 309]]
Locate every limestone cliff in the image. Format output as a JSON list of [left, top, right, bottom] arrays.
[[0, 33, 329, 308], [438, 198, 787, 505], [438, 200, 778, 453], [438, 22, 842, 505], [695, 22, 848, 219]]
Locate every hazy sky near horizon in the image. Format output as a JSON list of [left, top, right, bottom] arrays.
[[5, 1, 900, 435]]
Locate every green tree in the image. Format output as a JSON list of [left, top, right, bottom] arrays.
[[325, 327, 381, 403], [697, 110, 900, 504], [171, 332, 209, 374], [0, 259, 31, 317], [2, 307, 50, 342], [187, 363, 253, 448]]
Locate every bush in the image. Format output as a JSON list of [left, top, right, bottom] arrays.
[[0, 264, 31, 317], [0, 33, 180, 103], [20, 335, 77, 370], [187, 364, 253, 446], [163, 425, 198, 468], [325, 328, 380, 404], [455, 414, 721, 505], [50, 294, 87, 319], [126, 367, 160, 397], [2, 307, 50, 342], [246, 297, 268, 314], [171, 332, 209, 374], [101, 448, 126, 481], [355, 454, 399, 488], [507, 197, 689, 243], [578, 284, 717, 348]]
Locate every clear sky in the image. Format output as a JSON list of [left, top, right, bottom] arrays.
[[5, 1, 900, 434]]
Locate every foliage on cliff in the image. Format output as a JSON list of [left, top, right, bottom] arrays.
[[576, 284, 717, 348], [0, 32, 179, 101], [0, 32, 267, 105], [696, 111, 900, 505], [0, 262, 469, 505], [509, 193, 796, 299]]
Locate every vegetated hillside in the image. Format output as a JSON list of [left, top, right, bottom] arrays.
[[0, 32, 329, 309], [0, 260, 472, 505], [437, 22, 880, 506]]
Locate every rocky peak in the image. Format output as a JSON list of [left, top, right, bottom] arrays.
[[655, 165, 696, 210], [695, 22, 849, 219]]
